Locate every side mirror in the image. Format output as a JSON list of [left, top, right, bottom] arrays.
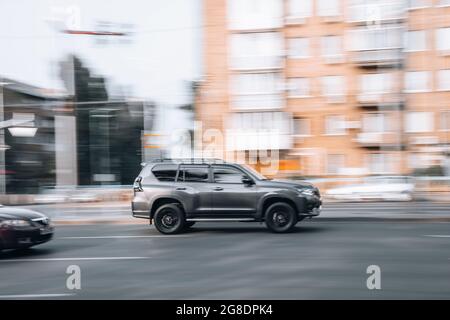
[[242, 177, 254, 185]]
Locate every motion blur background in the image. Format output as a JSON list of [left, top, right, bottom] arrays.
[[0, 0, 449, 204]]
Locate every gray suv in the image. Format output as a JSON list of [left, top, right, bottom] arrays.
[[132, 159, 321, 234]]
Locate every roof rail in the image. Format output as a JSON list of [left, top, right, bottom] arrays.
[[149, 158, 227, 164]]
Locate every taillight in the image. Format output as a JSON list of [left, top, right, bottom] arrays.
[[133, 177, 143, 192]]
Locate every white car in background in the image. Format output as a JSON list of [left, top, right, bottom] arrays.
[[325, 176, 415, 201]]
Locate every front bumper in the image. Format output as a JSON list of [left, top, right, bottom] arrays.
[[299, 205, 322, 219], [0, 226, 54, 250]]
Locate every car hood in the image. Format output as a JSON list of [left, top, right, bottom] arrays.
[[0, 207, 48, 221], [259, 179, 315, 190]]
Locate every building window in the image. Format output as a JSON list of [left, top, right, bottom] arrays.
[[362, 113, 392, 133], [367, 153, 394, 174], [436, 27, 450, 51], [360, 73, 393, 94], [230, 32, 283, 69], [404, 30, 427, 52], [227, 111, 292, 150], [405, 112, 434, 133], [325, 115, 346, 135], [230, 73, 283, 110], [327, 154, 345, 175], [438, 0, 450, 7], [288, 37, 310, 59], [293, 118, 310, 136], [437, 70, 450, 91], [404, 71, 430, 92], [407, 0, 429, 9], [320, 35, 342, 57], [231, 73, 282, 95], [441, 111, 450, 131], [349, 27, 403, 51], [288, 0, 312, 18], [288, 78, 310, 97], [317, 0, 340, 17], [228, 0, 284, 30], [321, 75, 346, 98]]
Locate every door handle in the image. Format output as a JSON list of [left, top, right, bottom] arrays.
[[176, 187, 186, 191], [213, 187, 223, 191]]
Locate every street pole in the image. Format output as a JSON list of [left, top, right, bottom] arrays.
[[0, 80, 6, 194]]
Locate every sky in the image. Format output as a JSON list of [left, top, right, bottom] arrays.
[[0, 0, 202, 133]]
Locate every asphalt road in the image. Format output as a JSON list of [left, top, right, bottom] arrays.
[[1, 214, 450, 299]]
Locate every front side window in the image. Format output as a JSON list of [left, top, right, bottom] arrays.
[[178, 166, 209, 182], [213, 167, 249, 184]]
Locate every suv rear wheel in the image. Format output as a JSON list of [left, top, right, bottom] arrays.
[[154, 203, 186, 234], [265, 202, 297, 233]]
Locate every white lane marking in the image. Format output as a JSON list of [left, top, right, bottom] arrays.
[[0, 293, 75, 299], [0, 257, 151, 262], [424, 235, 450, 238], [59, 235, 191, 239]]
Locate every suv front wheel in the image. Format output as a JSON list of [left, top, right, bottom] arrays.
[[154, 204, 186, 234], [265, 202, 297, 233]]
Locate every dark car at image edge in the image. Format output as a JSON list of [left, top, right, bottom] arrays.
[[132, 159, 322, 234], [0, 207, 54, 251]]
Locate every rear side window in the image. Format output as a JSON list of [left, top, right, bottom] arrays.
[[151, 164, 178, 182], [178, 166, 209, 182]]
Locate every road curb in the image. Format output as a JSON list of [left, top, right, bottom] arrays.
[[53, 219, 147, 226], [316, 217, 450, 222], [50, 216, 450, 225]]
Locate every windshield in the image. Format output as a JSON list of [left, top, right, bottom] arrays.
[[241, 164, 269, 180]]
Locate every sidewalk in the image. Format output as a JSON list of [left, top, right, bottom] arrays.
[[18, 200, 450, 225]]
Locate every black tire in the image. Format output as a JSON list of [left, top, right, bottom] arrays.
[[185, 221, 196, 228], [265, 202, 297, 233], [153, 203, 186, 234]]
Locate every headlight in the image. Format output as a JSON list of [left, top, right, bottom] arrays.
[[1, 219, 31, 227], [296, 188, 315, 196]]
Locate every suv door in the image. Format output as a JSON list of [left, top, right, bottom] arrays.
[[173, 165, 213, 216], [211, 165, 257, 217]]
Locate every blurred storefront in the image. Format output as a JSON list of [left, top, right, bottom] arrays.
[[0, 73, 147, 194]]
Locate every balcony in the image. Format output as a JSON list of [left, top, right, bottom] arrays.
[[226, 111, 293, 151], [357, 92, 404, 108], [230, 93, 284, 110], [229, 55, 284, 71], [355, 132, 399, 148], [228, 18, 283, 32], [347, 2, 405, 24], [351, 49, 403, 67]]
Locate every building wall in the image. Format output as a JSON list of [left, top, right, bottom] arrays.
[[198, 0, 450, 177]]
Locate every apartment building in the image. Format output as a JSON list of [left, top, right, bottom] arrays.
[[197, 0, 450, 177]]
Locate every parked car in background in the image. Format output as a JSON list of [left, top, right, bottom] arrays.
[[35, 186, 102, 204], [132, 159, 322, 234], [0, 206, 54, 251], [325, 176, 415, 201]]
